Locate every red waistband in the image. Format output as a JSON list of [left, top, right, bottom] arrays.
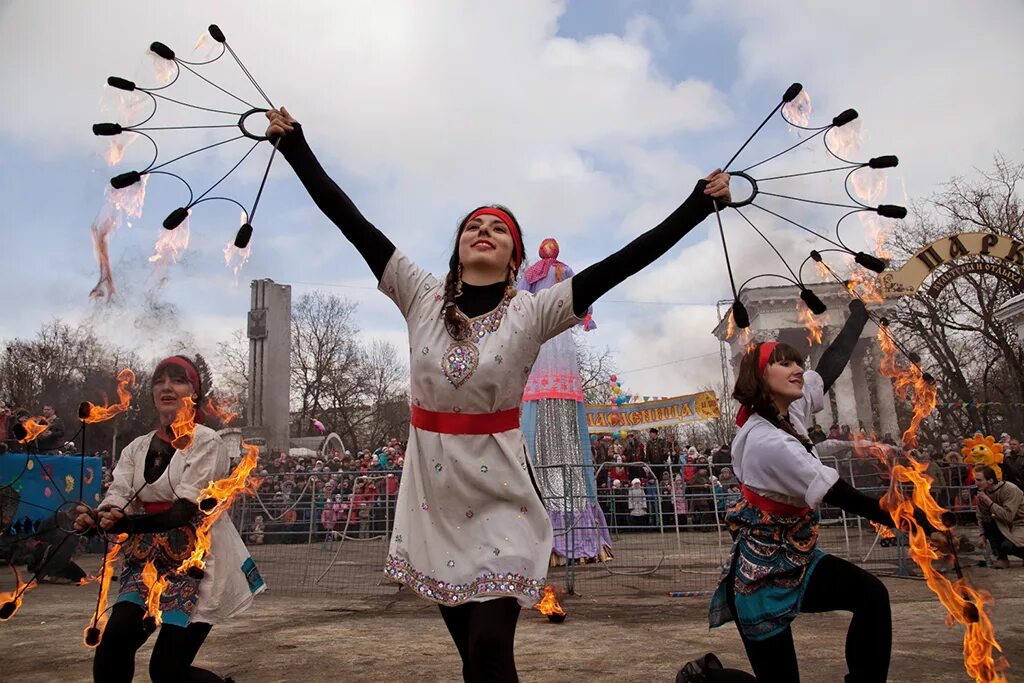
[[741, 485, 810, 517], [143, 502, 173, 515], [410, 405, 520, 435]]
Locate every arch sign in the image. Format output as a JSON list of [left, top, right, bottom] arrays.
[[880, 232, 1024, 298]]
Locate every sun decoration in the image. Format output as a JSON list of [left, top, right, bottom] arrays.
[[961, 434, 1005, 480]]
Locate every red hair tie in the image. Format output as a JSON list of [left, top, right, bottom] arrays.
[[735, 342, 779, 427], [466, 208, 523, 271]]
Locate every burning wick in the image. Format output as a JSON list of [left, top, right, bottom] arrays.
[[199, 497, 218, 513], [0, 601, 17, 620], [534, 585, 567, 623], [84, 627, 102, 647]]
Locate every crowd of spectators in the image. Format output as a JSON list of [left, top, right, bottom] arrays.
[[244, 438, 407, 544], [0, 401, 74, 454]]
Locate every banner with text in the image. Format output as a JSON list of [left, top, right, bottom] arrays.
[[585, 391, 720, 432]]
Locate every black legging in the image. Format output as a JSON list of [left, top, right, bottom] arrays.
[[438, 597, 521, 683], [709, 554, 891, 683], [93, 602, 226, 683]]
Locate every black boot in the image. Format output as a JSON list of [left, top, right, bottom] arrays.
[[676, 653, 723, 682]]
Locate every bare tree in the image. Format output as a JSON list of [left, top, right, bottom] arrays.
[[214, 327, 249, 410], [885, 156, 1024, 439], [575, 332, 618, 404], [290, 292, 362, 440]]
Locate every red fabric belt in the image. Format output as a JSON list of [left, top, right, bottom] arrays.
[[143, 502, 173, 515], [410, 405, 520, 435], [741, 485, 810, 517]]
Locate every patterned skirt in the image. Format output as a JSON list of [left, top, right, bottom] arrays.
[[117, 524, 202, 628], [708, 497, 824, 641]]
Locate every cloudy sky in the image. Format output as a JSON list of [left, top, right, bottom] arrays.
[[2, 0, 1022, 397]]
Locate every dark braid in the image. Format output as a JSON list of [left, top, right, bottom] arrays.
[[442, 258, 469, 340]]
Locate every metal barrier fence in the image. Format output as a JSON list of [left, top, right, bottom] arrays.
[[232, 456, 982, 597]]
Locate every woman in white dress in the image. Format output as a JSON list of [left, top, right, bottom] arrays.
[[267, 107, 731, 682], [74, 356, 264, 683]]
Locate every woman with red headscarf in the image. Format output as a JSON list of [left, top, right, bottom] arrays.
[[266, 108, 730, 682], [679, 301, 924, 682], [74, 356, 264, 683]]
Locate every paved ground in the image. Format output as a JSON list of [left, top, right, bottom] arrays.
[[2, 549, 1022, 682]]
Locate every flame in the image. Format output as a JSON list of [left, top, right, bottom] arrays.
[[879, 454, 1007, 682], [797, 301, 827, 346], [876, 328, 936, 448], [870, 521, 895, 539], [851, 166, 889, 205], [0, 565, 38, 621], [177, 440, 261, 575], [168, 396, 199, 451], [202, 397, 240, 427], [17, 417, 49, 444], [149, 213, 191, 267], [140, 561, 169, 626], [846, 268, 885, 305], [81, 369, 137, 423], [223, 212, 252, 285], [83, 535, 125, 647], [782, 89, 813, 128], [827, 117, 863, 159], [89, 178, 149, 301], [725, 310, 736, 340], [147, 51, 176, 86], [533, 585, 566, 618], [814, 260, 831, 282]]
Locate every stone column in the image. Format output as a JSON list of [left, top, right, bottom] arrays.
[[850, 344, 876, 434], [247, 279, 292, 454], [874, 350, 900, 440], [809, 336, 835, 428], [832, 366, 860, 429]]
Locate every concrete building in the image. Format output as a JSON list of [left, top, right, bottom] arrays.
[[246, 279, 292, 454], [712, 282, 900, 438], [995, 293, 1024, 343]]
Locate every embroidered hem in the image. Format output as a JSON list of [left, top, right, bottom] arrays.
[[384, 555, 543, 606]]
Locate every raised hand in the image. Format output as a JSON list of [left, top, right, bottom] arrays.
[[703, 169, 732, 202], [265, 107, 297, 139]]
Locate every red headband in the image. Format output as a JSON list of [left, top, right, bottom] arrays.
[[466, 208, 523, 270], [735, 342, 779, 427]]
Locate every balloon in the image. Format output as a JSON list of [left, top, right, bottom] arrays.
[[589, 434, 598, 442], [610, 375, 618, 383]]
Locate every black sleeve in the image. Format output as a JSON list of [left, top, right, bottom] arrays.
[[571, 181, 714, 315], [823, 478, 894, 527], [277, 125, 396, 281], [815, 299, 870, 392], [109, 499, 199, 535]]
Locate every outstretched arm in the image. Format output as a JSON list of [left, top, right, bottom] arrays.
[[815, 299, 870, 392], [269, 109, 396, 281], [570, 172, 729, 316]]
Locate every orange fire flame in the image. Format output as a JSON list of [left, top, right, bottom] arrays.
[[16, 417, 49, 444], [534, 585, 566, 618], [870, 521, 895, 539], [814, 260, 831, 282], [797, 301, 827, 347], [141, 561, 169, 626], [177, 440, 261, 575], [725, 310, 737, 340], [782, 89, 813, 129], [846, 268, 885, 305], [862, 347, 1006, 681], [83, 535, 125, 648], [168, 396, 199, 452], [0, 565, 38, 621], [81, 369, 137, 423], [202, 397, 240, 427], [876, 328, 936, 448], [878, 454, 1008, 682]]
